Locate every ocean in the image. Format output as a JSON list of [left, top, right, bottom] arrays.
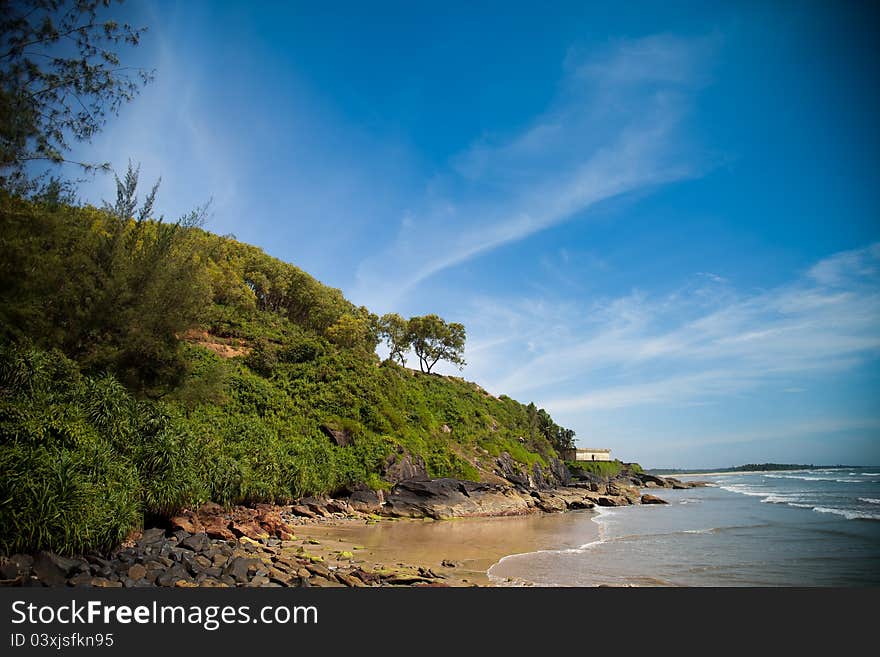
[[487, 467, 880, 586]]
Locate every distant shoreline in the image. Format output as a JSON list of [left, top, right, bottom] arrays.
[[649, 465, 873, 478]]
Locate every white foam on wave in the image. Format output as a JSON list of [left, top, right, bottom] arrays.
[[861, 473, 879, 476], [486, 506, 616, 583], [718, 484, 769, 497], [772, 501, 879, 519], [764, 474, 862, 483], [811, 506, 880, 521], [682, 528, 714, 534], [761, 494, 809, 505], [859, 497, 880, 505]]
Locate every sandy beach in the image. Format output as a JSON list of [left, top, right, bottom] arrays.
[[291, 510, 601, 586]]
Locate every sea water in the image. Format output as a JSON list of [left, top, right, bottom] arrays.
[[487, 467, 880, 586]]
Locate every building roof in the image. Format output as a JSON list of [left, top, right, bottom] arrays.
[[576, 448, 611, 452]]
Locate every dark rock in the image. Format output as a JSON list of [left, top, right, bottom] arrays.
[[127, 564, 147, 581], [143, 563, 164, 584], [90, 577, 123, 588], [156, 564, 191, 587], [136, 528, 167, 547], [637, 473, 673, 489], [67, 572, 94, 587], [382, 452, 428, 483], [531, 463, 549, 490], [532, 491, 566, 512], [641, 494, 669, 505], [85, 554, 112, 569], [325, 500, 350, 515], [441, 560, 459, 568], [596, 496, 624, 507], [344, 484, 385, 514], [548, 457, 572, 486], [289, 505, 317, 519], [223, 557, 261, 583], [170, 547, 192, 562], [495, 452, 529, 487], [320, 424, 353, 447], [384, 477, 533, 519], [180, 532, 210, 552], [266, 567, 292, 586], [567, 499, 595, 510], [303, 562, 332, 580], [1, 554, 33, 580], [179, 553, 203, 577], [384, 574, 434, 585], [193, 555, 212, 569], [172, 529, 191, 543], [33, 552, 83, 586], [336, 572, 365, 587], [351, 569, 380, 585]]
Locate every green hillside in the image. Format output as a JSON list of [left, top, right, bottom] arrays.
[[0, 188, 574, 555]]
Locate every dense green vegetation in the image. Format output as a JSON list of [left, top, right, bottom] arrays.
[[0, 185, 575, 555]]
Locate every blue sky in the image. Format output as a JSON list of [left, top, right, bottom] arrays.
[[69, 1, 880, 468]]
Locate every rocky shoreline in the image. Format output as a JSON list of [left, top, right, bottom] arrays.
[[0, 463, 704, 588]]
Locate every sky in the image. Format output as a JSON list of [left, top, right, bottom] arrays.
[[67, 1, 880, 468]]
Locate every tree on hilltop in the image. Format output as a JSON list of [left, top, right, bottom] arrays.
[[407, 314, 466, 374], [378, 312, 411, 366]]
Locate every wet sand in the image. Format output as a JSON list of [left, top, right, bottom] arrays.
[[293, 510, 600, 586]]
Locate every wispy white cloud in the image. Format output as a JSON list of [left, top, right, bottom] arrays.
[[464, 243, 880, 412], [660, 416, 880, 450], [351, 35, 716, 311], [70, 13, 240, 225]]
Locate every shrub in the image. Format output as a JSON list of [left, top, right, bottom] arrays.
[[0, 439, 141, 555]]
